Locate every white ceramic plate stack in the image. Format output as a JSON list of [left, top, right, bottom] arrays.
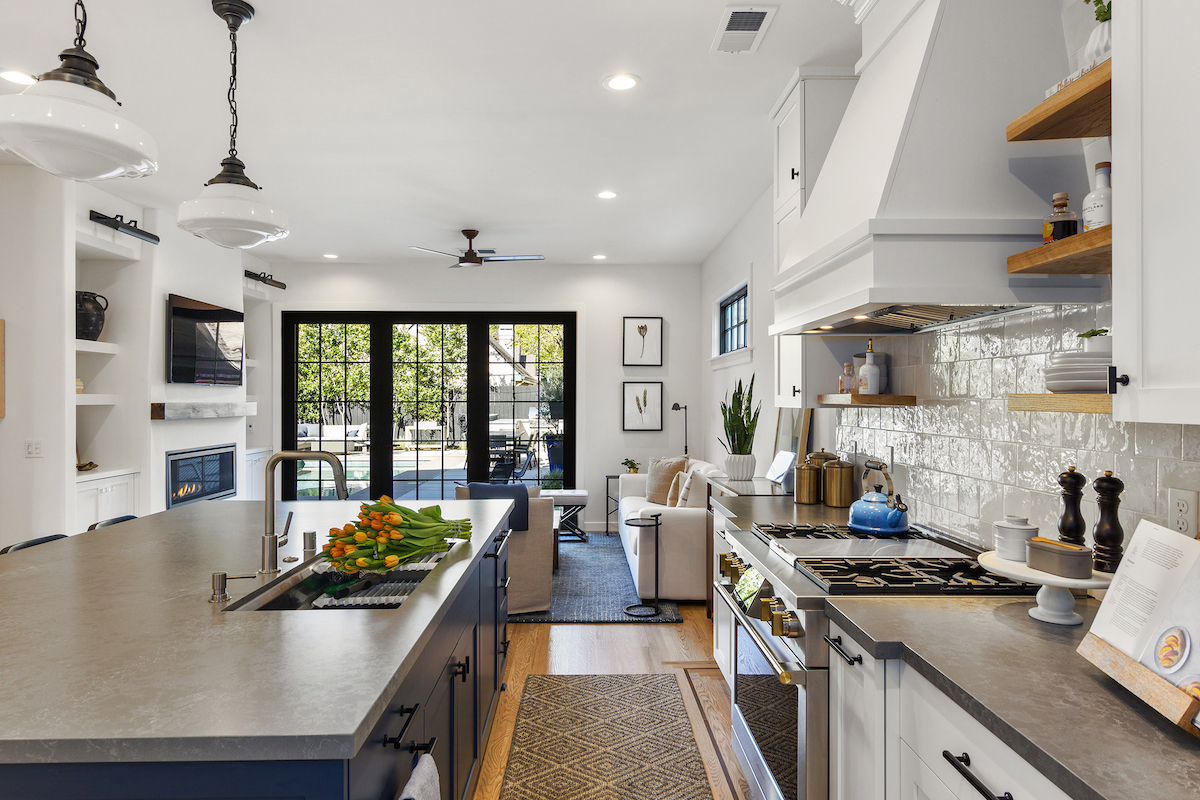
[[1045, 351, 1111, 393]]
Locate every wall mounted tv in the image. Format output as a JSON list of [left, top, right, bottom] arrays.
[[167, 294, 244, 385]]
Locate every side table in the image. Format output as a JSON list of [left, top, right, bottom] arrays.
[[606, 475, 620, 535], [624, 514, 662, 617]]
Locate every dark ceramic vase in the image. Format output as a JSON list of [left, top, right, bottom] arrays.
[[76, 292, 108, 341]]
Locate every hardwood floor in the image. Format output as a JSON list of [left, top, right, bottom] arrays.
[[471, 604, 751, 800]]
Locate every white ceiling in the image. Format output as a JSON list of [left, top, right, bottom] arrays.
[[0, 1, 859, 265]]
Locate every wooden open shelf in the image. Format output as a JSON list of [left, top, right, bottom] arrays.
[[818, 394, 917, 407], [1007, 59, 1111, 141], [1007, 393, 1111, 414], [1008, 226, 1111, 275]]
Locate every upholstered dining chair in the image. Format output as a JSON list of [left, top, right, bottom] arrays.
[[0, 534, 68, 554], [88, 515, 138, 531]]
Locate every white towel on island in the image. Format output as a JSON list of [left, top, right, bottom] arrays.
[[398, 752, 440, 800]]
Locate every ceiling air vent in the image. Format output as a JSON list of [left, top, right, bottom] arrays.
[[710, 6, 777, 54]]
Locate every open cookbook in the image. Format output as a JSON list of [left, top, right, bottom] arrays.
[[1087, 520, 1200, 720]]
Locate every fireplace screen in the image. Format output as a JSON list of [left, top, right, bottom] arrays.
[[167, 444, 237, 508]]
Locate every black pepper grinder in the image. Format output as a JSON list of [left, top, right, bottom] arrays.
[[1057, 466, 1088, 546], [1092, 470, 1125, 573]]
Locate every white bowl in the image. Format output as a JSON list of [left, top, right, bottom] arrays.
[[1047, 379, 1108, 393]]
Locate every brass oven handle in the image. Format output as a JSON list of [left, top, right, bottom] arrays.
[[713, 580, 804, 685]]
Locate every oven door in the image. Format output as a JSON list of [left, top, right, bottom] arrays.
[[716, 582, 828, 800]]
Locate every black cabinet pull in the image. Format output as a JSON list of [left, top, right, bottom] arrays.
[[500, 576, 511, 591], [1107, 365, 1130, 394], [485, 531, 511, 558], [382, 704, 419, 749], [824, 635, 863, 666], [500, 639, 510, 655], [790, 167, 799, 180], [452, 656, 470, 683], [792, 385, 801, 396], [942, 751, 1013, 800], [406, 736, 437, 756]]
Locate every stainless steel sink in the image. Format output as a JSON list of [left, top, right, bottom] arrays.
[[225, 556, 444, 611]]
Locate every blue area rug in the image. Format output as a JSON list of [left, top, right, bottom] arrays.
[[509, 534, 684, 623]]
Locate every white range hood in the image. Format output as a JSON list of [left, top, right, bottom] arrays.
[[771, 0, 1106, 336]]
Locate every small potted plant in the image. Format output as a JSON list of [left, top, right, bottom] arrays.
[[621, 458, 640, 474], [542, 468, 565, 490], [1084, 1, 1112, 66], [1078, 328, 1111, 354], [719, 375, 761, 480]]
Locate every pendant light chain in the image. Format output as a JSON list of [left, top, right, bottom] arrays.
[[74, 0, 88, 48], [227, 21, 239, 159]]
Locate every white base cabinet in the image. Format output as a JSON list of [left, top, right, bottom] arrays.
[[828, 620, 890, 800], [710, 526, 735, 687], [75, 471, 139, 533], [826, 631, 1071, 800], [244, 448, 273, 502]]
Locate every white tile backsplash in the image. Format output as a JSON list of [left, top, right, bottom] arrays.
[[836, 304, 1198, 547]]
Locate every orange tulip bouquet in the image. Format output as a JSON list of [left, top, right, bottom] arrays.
[[322, 496, 472, 574]]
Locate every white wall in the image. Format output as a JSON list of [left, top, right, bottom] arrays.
[[0, 166, 73, 548], [265, 260, 703, 529], [145, 209, 247, 512]]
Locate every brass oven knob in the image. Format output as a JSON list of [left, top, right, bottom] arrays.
[[726, 558, 745, 579], [760, 597, 784, 621], [771, 609, 803, 639], [719, 553, 736, 576]]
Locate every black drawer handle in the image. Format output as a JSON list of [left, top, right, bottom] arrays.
[[407, 736, 437, 755], [382, 704, 418, 749], [500, 639, 510, 655], [824, 635, 863, 666], [500, 576, 511, 591], [942, 751, 1013, 800], [790, 167, 800, 180], [452, 656, 470, 683], [792, 385, 801, 396]]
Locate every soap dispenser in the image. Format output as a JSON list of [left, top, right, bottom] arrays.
[[858, 339, 880, 395]]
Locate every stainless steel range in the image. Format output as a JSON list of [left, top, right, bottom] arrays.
[[716, 519, 1036, 800]]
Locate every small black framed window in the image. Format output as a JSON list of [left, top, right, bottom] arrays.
[[719, 286, 748, 355]]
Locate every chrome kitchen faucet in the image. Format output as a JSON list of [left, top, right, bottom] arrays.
[[262, 451, 349, 575]]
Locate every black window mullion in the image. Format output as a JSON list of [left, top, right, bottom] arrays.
[[369, 322, 394, 500], [465, 318, 491, 484]]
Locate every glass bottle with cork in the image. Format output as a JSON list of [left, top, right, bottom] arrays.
[[1043, 192, 1078, 244], [839, 363, 855, 394]]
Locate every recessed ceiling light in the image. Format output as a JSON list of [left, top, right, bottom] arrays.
[[596, 191, 618, 199], [819, 325, 834, 330], [853, 314, 869, 320], [323, 253, 338, 259], [593, 254, 607, 260], [0, 70, 36, 86], [603, 74, 640, 91]]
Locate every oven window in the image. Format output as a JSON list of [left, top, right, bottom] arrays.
[[735, 621, 799, 799]]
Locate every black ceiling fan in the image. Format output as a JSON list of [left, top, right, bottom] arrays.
[[408, 229, 545, 268]]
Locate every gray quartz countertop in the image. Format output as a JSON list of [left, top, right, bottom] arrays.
[[826, 597, 1200, 800], [0, 499, 510, 764]]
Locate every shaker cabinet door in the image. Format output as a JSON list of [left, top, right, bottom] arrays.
[[773, 83, 803, 212], [1112, 0, 1200, 423], [828, 621, 887, 800]]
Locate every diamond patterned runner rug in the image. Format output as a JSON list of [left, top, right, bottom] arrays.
[[508, 536, 683, 623], [499, 674, 715, 800]]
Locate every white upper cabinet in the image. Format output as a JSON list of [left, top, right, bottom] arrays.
[[1112, 0, 1200, 423]]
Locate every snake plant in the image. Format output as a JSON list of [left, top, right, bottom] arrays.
[[719, 375, 761, 455]]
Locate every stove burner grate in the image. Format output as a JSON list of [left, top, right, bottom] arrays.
[[752, 522, 921, 541], [794, 557, 1039, 596]]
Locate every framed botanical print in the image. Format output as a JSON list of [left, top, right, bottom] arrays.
[[623, 316, 663, 366], [622, 381, 663, 431]]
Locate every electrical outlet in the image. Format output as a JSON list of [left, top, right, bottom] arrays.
[[24, 440, 43, 458], [1168, 488, 1198, 537]]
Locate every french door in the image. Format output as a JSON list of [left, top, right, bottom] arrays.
[[280, 312, 575, 501]]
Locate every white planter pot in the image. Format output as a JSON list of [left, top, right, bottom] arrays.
[[1083, 336, 1113, 354], [724, 454, 756, 481], [1084, 20, 1112, 66]]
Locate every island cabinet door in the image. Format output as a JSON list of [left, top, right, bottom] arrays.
[[347, 701, 426, 800], [479, 530, 510, 745], [425, 622, 479, 800]]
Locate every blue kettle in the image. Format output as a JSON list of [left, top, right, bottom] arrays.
[[847, 459, 909, 535]]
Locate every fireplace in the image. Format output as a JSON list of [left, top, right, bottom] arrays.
[[166, 444, 237, 508]]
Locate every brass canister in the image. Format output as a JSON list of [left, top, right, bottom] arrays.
[[794, 462, 821, 504], [822, 459, 856, 508], [806, 448, 837, 468]]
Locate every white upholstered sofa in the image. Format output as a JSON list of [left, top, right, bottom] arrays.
[[617, 458, 725, 601]]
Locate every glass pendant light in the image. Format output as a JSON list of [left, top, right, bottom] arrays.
[[0, 1, 158, 181], [177, 1, 287, 250]]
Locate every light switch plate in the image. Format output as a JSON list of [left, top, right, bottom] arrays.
[[1168, 488, 1198, 537], [24, 439, 42, 458]]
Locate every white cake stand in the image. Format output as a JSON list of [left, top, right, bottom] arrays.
[[978, 551, 1113, 626]]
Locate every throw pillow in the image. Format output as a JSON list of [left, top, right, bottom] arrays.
[[646, 455, 688, 505], [677, 472, 694, 507], [666, 472, 684, 507]]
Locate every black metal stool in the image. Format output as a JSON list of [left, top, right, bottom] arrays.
[[624, 513, 662, 617]]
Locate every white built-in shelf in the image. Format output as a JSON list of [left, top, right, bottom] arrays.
[[76, 394, 118, 406], [75, 230, 138, 262], [75, 466, 139, 483], [244, 358, 259, 369], [75, 339, 120, 355]]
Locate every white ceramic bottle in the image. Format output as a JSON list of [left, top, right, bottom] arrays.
[[858, 339, 880, 395], [1082, 162, 1112, 232]]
